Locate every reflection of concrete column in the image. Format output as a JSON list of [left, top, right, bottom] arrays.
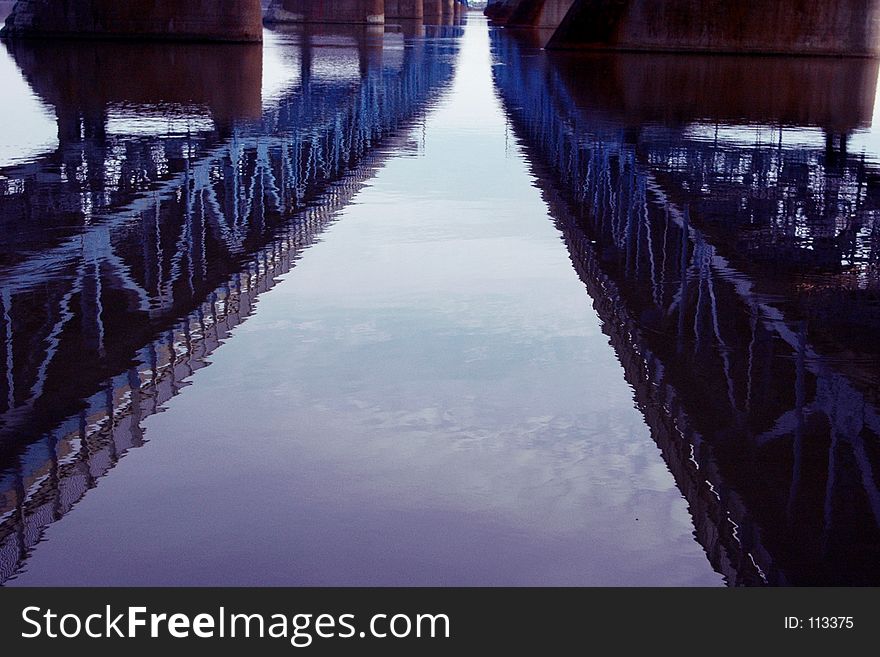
[[301, 32, 313, 86], [296, 22, 385, 79], [823, 130, 849, 166], [210, 45, 264, 129], [358, 25, 386, 77], [55, 108, 107, 145], [390, 18, 425, 38], [56, 109, 83, 144], [10, 38, 263, 139]]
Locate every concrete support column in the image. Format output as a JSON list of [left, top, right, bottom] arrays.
[[265, 0, 385, 25], [547, 0, 880, 56], [386, 0, 424, 20], [507, 0, 575, 29], [484, 0, 520, 23], [423, 0, 443, 23], [1, 0, 264, 42]]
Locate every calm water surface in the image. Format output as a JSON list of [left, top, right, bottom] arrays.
[[1, 13, 879, 585]]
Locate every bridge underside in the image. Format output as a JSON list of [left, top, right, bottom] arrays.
[[487, 0, 880, 56]]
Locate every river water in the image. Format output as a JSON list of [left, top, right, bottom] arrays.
[[1, 13, 878, 586]]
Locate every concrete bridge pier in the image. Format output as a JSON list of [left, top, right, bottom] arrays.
[[264, 0, 385, 25], [1, 0, 264, 41], [423, 0, 444, 24], [386, 0, 424, 20], [484, 0, 520, 23], [488, 0, 880, 56], [506, 0, 574, 28]]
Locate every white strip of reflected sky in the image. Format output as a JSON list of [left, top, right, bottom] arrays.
[[0, 45, 57, 168]]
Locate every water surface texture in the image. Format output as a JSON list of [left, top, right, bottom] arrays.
[[1, 14, 878, 586]]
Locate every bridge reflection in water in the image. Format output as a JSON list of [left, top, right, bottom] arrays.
[[0, 22, 462, 584], [492, 31, 880, 585], [2, 13, 880, 587]]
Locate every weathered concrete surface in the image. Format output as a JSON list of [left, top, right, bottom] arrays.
[[1, 0, 264, 42], [386, 0, 424, 19], [547, 0, 880, 55], [264, 0, 384, 24], [424, 0, 444, 22], [507, 0, 575, 29], [484, 0, 520, 23], [422, 1, 459, 24]]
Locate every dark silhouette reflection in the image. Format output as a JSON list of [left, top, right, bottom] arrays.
[[385, 17, 426, 39], [6, 39, 264, 132], [0, 39, 264, 272], [549, 52, 877, 132], [493, 31, 880, 585], [0, 26, 459, 584]]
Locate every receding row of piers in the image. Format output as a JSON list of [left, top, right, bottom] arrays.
[[486, 0, 880, 56], [0, 0, 469, 42], [263, 0, 469, 25]]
